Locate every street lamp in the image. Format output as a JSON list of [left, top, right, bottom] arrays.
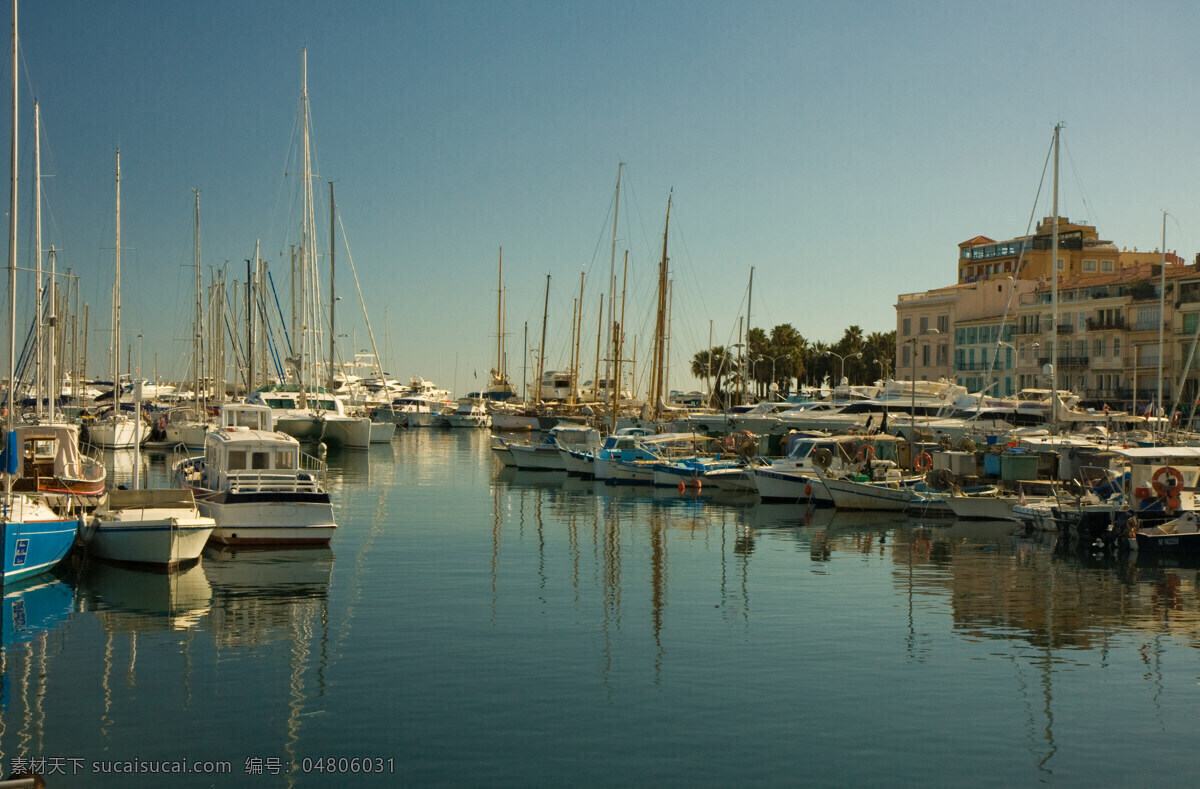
[[821, 350, 862, 401], [907, 329, 939, 464], [763, 354, 790, 400]]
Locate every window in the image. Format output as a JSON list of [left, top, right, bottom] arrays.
[[919, 316, 929, 333], [1185, 313, 1200, 335], [1057, 258, 1065, 270], [903, 318, 911, 336], [1114, 337, 1121, 357], [227, 451, 247, 470], [276, 451, 295, 469], [252, 452, 269, 470], [1083, 259, 1097, 272], [937, 315, 948, 333], [1101, 260, 1113, 272], [922, 345, 930, 365], [902, 345, 911, 366], [1094, 338, 1104, 357], [1079, 312, 1085, 329], [937, 344, 948, 365]]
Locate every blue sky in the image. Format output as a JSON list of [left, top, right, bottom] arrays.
[[7, 1, 1200, 396]]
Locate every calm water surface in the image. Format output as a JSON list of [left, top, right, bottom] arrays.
[[3, 429, 1200, 786]]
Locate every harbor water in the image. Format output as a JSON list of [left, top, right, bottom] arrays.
[[3, 429, 1200, 786]]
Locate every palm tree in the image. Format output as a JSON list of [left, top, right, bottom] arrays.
[[691, 346, 735, 407]]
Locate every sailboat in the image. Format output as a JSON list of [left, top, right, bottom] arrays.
[[12, 101, 106, 503], [2, 0, 79, 584], [247, 49, 370, 450], [86, 150, 148, 448]]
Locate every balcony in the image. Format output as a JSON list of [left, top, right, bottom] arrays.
[[1085, 316, 1125, 331], [1037, 355, 1089, 368], [1055, 324, 1074, 335]]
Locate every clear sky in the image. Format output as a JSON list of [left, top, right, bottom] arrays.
[[6, 0, 1199, 397]]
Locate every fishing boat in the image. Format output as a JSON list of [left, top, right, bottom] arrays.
[[84, 488, 215, 568], [173, 404, 336, 545]]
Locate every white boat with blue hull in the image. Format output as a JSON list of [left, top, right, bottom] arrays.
[[174, 404, 336, 546], [3, 496, 79, 585]]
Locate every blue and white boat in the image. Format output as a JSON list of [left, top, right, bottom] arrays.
[[2, 452, 80, 584]]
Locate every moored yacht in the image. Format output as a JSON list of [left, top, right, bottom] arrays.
[[173, 404, 336, 545]]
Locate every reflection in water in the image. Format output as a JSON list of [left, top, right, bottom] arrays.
[[0, 575, 75, 768]]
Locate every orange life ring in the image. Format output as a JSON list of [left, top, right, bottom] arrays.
[[1151, 466, 1184, 497], [858, 444, 875, 462], [914, 452, 933, 472]]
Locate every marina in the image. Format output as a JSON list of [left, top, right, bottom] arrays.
[[3, 430, 1200, 785]]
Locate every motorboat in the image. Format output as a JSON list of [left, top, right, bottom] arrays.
[[444, 399, 491, 429], [173, 404, 336, 545], [247, 384, 371, 449], [84, 488, 216, 568]]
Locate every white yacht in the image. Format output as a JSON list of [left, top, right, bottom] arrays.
[[173, 404, 336, 545], [247, 384, 371, 449]]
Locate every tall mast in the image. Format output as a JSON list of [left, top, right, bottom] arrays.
[[496, 247, 503, 379], [33, 100, 41, 419], [650, 195, 671, 416], [193, 189, 203, 413], [300, 46, 314, 405], [6, 0, 18, 441], [536, 274, 549, 406], [47, 246, 56, 425], [328, 181, 336, 391], [113, 149, 121, 415], [609, 251, 628, 430], [1049, 124, 1059, 435], [604, 163, 622, 390], [1158, 210, 1166, 435]]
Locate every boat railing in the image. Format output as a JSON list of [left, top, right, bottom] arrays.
[[300, 450, 328, 484], [225, 470, 324, 494]]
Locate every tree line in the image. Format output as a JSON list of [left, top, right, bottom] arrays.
[[690, 324, 896, 406]]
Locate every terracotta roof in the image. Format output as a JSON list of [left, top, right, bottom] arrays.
[[1043, 261, 1198, 292], [958, 235, 995, 247]]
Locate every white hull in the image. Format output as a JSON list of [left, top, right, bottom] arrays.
[[559, 447, 594, 476], [320, 416, 372, 449], [608, 459, 655, 484], [822, 475, 915, 511], [86, 489, 216, 567], [943, 493, 1019, 521], [445, 413, 491, 428], [751, 468, 831, 504], [275, 413, 322, 441], [509, 444, 566, 471], [88, 417, 147, 448], [368, 421, 397, 442], [195, 497, 336, 545], [491, 413, 539, 430], [88, 517, 214, 567], [164, 422, 211, 449]]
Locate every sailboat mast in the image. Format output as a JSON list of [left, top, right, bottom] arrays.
[[6, 0, 17, 438], [496, 247, 503, 379], [193, 189, 203, 412], [328, 181, 336, 391], [1158, 210, 1166, 435], [651, 195, 671, 415], [604, 163, 622, 390], [1049, 124, 1059, 435], [47, 247, 56, 425], [610, 251, 628, 429], [33, 100, 41, 420], [113, 149, 121, 415], [537, 274, 549, 406], [300, 46, 314, 404]]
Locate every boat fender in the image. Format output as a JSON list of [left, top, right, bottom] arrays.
[[858, 444, 875, 462], [1151, 466, 1184, 498], [914, 452, 933, 472], [804, 484, 812, 497]]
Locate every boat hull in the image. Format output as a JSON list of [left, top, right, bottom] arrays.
[[192, 490, 336, 545], [3, 498, 79, 585], [88, 515, 215, 568]]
